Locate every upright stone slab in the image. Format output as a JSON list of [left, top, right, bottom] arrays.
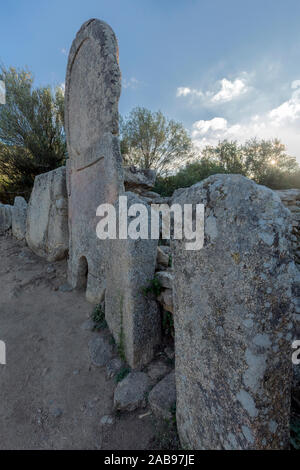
[[12, 196, 27, 240], [65, 19, 124, 304], [26, 167, 68, 261], [172, 174, 298, 450], [0, 203, 13, 234], [106, 192, 161, 368]]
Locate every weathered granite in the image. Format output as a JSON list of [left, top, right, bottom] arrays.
[[172, 174, 298, 450], [12, 196, 27, 240], [65, 18, 124, 304], [148, 371, 176, 420], [26, 167, 68, 261], [113, 372, 150, 411], [105, 192, 161, 368]]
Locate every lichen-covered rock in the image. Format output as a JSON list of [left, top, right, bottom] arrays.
[[0, 203, 13, 234], [148, 371, 176, 420], [65, 19, 124, 304], [26, 167, 68, 261], [12, 196, 27, 240], [106, 192, 161, 368], [172, 174, 298, 450], [113, 372, 150, 411], [276, 189, 300, 265], [88, 334, 114, 367], [124, 166, 156, 192]]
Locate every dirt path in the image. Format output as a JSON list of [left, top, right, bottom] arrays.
[[0, 234, 155, 449]]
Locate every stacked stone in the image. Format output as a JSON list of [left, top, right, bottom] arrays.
[[123, 165, 174, 314]]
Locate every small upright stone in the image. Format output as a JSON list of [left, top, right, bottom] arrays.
[[26, 167, 68, 261], [0, 203, 13, 234], [12, 196, 27, 240]]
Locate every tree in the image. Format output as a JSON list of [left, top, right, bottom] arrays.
[[155, 138, 300, 196], [120, 107, 193, 175], [0, 66, 66, 203]]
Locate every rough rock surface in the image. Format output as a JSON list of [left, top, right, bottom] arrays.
[[88, 334, 114, 367], [148, 371, 176, 420], [124, 166, 156, 192], [157, 289, 173, 313], [106, 192, 161, 368], [26, 167, 68, 261], [114, 372, 150, 411], [106, 358, 125, 379], [156, 246, 170, 267], [0, 203, 13, 234], [155, 271, 173, 289], [65, 18, 124, 304], [12, 196, 27, 240], [147, 360, 171, 384], [276, 189, 300, 265], [172, 174, 298, 450]]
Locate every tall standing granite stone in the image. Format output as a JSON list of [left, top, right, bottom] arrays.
[[12, 196, 27, 240], [172, 174, 298, 450], [106, 192, 161, 368], [26, 167, 69, 261], [65, 19, 124, 304]]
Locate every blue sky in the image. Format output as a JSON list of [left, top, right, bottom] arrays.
[[1, 0, 300, 161]]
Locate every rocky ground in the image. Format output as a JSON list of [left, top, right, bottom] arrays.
[[0, 233, 177, 450]]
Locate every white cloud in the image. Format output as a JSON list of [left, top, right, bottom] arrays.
[[176, 87, 203, 98], [176, 75, 249, 105], [61, 48, 68, 56], [210, 78, 248, 103], [123, 77, 140, 90], [268, 84, 300, 125], [191, 80, 300, 162]]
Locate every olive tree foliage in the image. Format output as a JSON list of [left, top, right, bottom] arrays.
[[119, 107, 193, 176], [201, 138, 299, 186], [0, 66, 66, 203], [155, 138, 300, 196]]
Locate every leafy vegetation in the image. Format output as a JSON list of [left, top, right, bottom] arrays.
[[155, 139, 300, 196], [162, 310, 174, 338], [0, 66, 66, 203], [120, 107, 193, 176], [115, 366, 131, 383], [142, 277, 164, 297], [91, 304, 107, 331]]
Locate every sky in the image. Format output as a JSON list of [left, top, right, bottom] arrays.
[[1, 0, 300, 162]]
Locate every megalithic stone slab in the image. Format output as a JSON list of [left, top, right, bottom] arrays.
[[172, 174, 298, 450], [26, 167, 68, 261], [65, 19, 124, 303], [12, 196, 27, 240], [105, 192, 161, 368]]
